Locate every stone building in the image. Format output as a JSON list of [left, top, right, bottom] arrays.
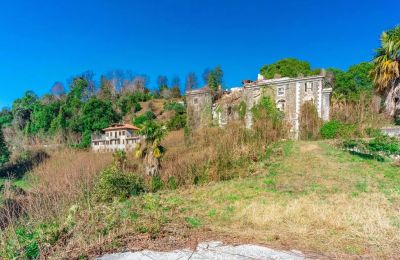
[[186, 88, 213, 130], [186, 71, 333, 139], [91, 123, 142, 152]]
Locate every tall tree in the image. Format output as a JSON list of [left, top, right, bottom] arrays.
[[50, 82, 66, 99], [99, 75, 115, 100], [185, 72, 198, 91], [136, 120, 167, 176], [12, 91, 38, 130], [171, 76, 181, 98], [328, 62, 374, 100], [208, 66, 224, 91], [371, 26, 400, 117], [202, 68, 211, 85], [260, 58, 319, 79], [157, 75, 169, 91], [0, 128, 10, 166]]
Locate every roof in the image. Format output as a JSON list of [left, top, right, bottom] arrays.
[[102, 123, 140, 131]]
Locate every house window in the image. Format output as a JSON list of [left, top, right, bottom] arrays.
[[305, 82, 312, 92], [277, 86, 285, 96], [122, 131, 125, 136], [276, 99, 286, 111], [193, 98, 198, 105]]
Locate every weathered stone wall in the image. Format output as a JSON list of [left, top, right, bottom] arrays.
[[186, 75, 333, 139], [186, 89, 213, 130]]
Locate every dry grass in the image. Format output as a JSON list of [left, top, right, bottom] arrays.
[[161, 122, 273, 186], [12, 140, 400, 259], [2, 148, 112, 225], [331, 93, 393, 131], [171, 141, 400, 258]]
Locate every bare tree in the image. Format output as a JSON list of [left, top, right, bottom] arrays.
[[185, 72, 198, 91], [80, 70, 96, 97], [171, 76, 181, 98], [50, 82, 65, 99], [99, 75, 115, 99], [202, 68, 211, 86], [133, 75, 149, 93], [157, 75, 169, 91]]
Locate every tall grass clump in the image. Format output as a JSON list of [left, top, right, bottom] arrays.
[[331, 91, 392, 133], [299, 102, 322, 140], [161, 96, 288, 187]]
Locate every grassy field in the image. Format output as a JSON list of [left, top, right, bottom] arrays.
[[37, 140, 400, 259]]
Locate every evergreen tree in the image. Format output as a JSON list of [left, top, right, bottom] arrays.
[[0, 128, 10, 166]]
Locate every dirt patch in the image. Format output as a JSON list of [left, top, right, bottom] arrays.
[[299, 143, 320, 153]]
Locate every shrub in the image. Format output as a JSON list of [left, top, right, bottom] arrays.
[[320, 120, 357, 139], [133, 111, 156, 127], [395, 116, 400, 126], [299, 102, 322, 140], [167, 114, 186, 130], [320, 120, 342, 139], [368, 135, 400, 155], [150, 176, 164, 192], [93, 166, 145, 202]]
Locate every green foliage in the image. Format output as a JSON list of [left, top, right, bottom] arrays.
[[238, 101, 246, 120], [252, 96, 283, 124], [112, 150, 127, 170], [93, 166, 145, 202], [368, 135, 400, 155], [0, 128, 10, 165], [0, 109, 13, 128], [14, 227, 40, 259], [185, 216, 202, 228], [165, 101, 187, 130], [342, 135, 400, 161], [207, 66, 224, 91], [164, 101, 185, 114], [28, 100, 61, 134], [328, 62, 374, 100], [140, 120, 167, 144], [150, 176, 164, 192], [167, 114, 187, 130], [117, 93, 146, 116], [260, 58, 319, 79], [320, 120, 357, 139], [133, 111, 156, 127], [395, 117, 400, 126], [12, 91, 39, 130]]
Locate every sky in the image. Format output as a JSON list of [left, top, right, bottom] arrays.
[[0, 0, 399, 107]]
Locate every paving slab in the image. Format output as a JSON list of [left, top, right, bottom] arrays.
[[98, 241, 305, 260]]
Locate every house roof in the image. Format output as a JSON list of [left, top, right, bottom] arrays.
[[103, 123, 140, 131]]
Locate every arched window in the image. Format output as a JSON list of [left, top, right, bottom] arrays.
[[276, 99, 286, 111]]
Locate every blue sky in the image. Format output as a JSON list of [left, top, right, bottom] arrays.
[[0, 0, 399, 107]]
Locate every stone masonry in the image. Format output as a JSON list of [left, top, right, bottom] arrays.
[[186, 71, 333, 139]]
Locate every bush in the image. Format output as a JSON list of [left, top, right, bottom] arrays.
[[93, 166, 145, 202], [133, 111, 156, 127], [320, 120, 357, 139], [395, 116, 400, 126], [167, 114, 186, 130], [320, 120, 342, 139]]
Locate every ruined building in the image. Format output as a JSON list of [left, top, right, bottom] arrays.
[[186, 71, 333, 139]]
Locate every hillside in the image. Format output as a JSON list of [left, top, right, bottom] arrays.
[[2, 136, 400, 259]]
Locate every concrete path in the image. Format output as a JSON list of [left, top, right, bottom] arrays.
[[98, 241, 305, 260]]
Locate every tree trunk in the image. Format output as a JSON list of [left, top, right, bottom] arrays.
[[383, 80, 400, 117], [144, 149, 160, 177]]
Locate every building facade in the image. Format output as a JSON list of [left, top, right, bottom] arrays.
[[186, 71, 333, 139], [91, 123, 142, 152]]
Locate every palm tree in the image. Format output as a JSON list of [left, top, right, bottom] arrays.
[[371, 26, 400, 117], [135, 120, 167, 176]]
